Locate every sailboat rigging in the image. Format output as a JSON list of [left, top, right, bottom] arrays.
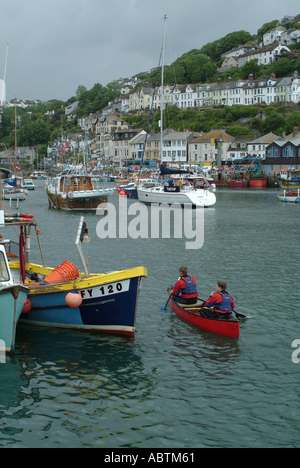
[[137, 16, 216, 208]]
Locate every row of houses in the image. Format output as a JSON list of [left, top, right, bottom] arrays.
[[97, 70, 300, 119], [8, 123, 300, 177], [78, 111, 300, 172]]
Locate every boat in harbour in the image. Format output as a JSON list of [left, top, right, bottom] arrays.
[[277, 189, 300, 203], [45, 173, 113, 212], [1, 211, 147, 337], [136, 16, 215, 209], [138, 180, 216, 207], [276, 168, 300, 189], [0, 242, 28, 353], [3, 177, 26, 201], [168, 290, 241, 339], [23, 179, 37, 191], [29, 170, 47, 180], [138, 165, 216, 207]]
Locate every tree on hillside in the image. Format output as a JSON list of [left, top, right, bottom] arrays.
[[240, 60, 261, 80], [257, 20, 280, 41], [76, 85, 87, 99], [200, 30, 253, 61]]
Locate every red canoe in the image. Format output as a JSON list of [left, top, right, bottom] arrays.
[[168, 292, 240, 339]]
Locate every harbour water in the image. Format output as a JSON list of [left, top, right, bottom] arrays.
[[0, 183, 300, 448]]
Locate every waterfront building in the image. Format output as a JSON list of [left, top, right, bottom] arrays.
[[264, 127, 300, 173]]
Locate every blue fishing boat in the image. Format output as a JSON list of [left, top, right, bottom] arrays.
[[0, 244, 28, 352], [3, 215, 147, 338]]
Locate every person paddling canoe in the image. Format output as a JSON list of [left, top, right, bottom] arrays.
[[172, 266, 198, 305], [200, 281, 236, 319]]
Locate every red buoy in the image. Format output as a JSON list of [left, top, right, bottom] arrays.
[[22, 299, 32, 314], [65, 291, 83, 308]]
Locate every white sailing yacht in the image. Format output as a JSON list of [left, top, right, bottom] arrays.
[[137, 16, 216, 208]]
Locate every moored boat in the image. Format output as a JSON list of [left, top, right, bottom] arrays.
[[0, 244, 28, 353], [45, 173, 113, 212], [230, 179, 248, 189], [23, 179, 37, 191], [168, 291, 240, 339], [3, 214, 147, 338], [277, 168, 300, 189], [250, 178, 268, 189], [277, 189, 300, 203]]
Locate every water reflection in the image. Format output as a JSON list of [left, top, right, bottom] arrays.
[[0, 324, 156, 447]]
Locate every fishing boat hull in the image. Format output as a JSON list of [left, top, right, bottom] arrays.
[[230, 180, 248, 189], [46, 191, 110, 212], [20, 266, 147, 337], [169, 293, 240, 339], [0, 285, 28, 353], [250, 178, 267, 188]]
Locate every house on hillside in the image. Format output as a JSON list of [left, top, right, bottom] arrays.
[[128, 130, 147, 164], [246, 132, 279, 159], [162, 131, 195, 163], [221, 43, 256, 59], [217, 56, 238, 73], [95, 114, 128, 153], [281, 15, 300, 24], [291, 71, 300, 104], [281, 28, 300, 45], [262, 26, 286, 46], [242, 43, 290, 66], [276, 76, 293, 102], [189, 129, 235, 166], [143, 130, 170, 163]]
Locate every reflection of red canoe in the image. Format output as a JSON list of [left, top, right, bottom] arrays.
[[168, 291, 240, 339]]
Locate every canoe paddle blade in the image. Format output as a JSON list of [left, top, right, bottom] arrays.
[[157, 295, 171, 314]]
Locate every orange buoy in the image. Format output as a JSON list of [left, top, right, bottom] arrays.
[[119, 190, 126, 196], [44, 261, 80, 284], [65, 291, 83, 308], [22, 299, 32, 314]]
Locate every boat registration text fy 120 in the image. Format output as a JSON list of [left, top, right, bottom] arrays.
[[80, 279, 130, 299]]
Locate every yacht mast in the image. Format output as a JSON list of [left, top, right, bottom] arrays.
[[160, 15, 167, 164]]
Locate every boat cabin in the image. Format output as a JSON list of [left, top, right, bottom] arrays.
[[279, 168, 300, 181], [50, 175, 94, 194], [0, 244, 14, 286], [233, 157, 263, 172]]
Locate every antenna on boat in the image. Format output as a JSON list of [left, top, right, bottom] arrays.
[[75, 216, 90, 277]]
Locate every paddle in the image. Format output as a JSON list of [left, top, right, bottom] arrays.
[[157, 295, 171, 314], [233, 310, 247, 320], [198, 297, 246, 320]]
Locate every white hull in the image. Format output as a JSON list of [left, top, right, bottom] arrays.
[[137, 186, 216, 207], [277, 194, 300, 203], [67, 188, 113, 200], [3, 191, 26, 201]]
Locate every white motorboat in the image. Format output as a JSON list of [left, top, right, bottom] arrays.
[[277, 189, 300, 203], [137, 182, 216, 207]]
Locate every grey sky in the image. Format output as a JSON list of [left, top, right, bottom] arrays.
[[1, 0, 299, 102]]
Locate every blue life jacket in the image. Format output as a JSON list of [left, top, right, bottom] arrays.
[[218, 292, 233, 312], [181, 276, 197, 296]]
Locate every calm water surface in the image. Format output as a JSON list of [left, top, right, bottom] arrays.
[[0, 183, 300, 448]]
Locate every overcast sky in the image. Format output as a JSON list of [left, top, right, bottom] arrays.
[[1, 0, 299, 102]]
